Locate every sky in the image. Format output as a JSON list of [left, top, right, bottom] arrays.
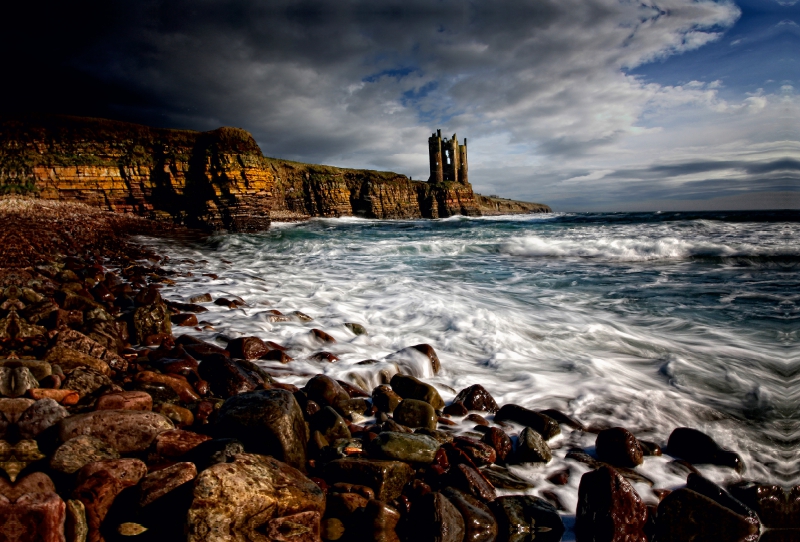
[[2, 0, 799, 211]]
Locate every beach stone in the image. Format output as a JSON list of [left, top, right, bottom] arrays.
[[311, 406, 351, 443], [215, 389, 308, 470], [389, 374, 444, 410], [344, 323, 367, 336], [453, 385, 498, 413], [95, 390, 152, 411], [639, 439, 662, 456], [539, 408, 587, 431], [189, 293, 212, 303], [393, 398, 437, 430], [305, 375, 350, 408], [132, 301, 171, 345], [27, 389, 80, 405], [372, 385, 402, 413], [686, 473, 760, 527], [350, 499, 401, 542], [466, 413, 489, 426], [226, 336, 269, 360], [180, 438, 246, 472], [442, 487, 498, 542], [491, 495, 564, 542], [155, 429, 212, 458], [575, 465, 648, 542], [656, 488, 760, 542], [321, 518, 345, 541], [667, 427, 745, 472], [132, 381, 180, 404], [57, 410, 174, 453], [17, 398, 69, 439], [197, 354, 261, 398], [595, 427, 643, 468], [0, 366, 39, 397], [479, 427, 513, 462], [449, 463, 497, 502], [50, 435, 120, 474], [323, 459, 415, 501], [370, 431, 440, 463], [61, 367, 111, 399], [66, 498, 88, 542], [480, 465, 535, 490], [729, 482, 800, 529], [0, 474, 66, 542], [408, 492, 464, 542], [494, 405, 560, 440], [512, 426, 552, 464], [172, 313, 199, 326], [154, 402, 195, 427], [186, 453, 325, 542], [135, 371, 200, 403], [140, 461, 197, 507], [453, 436, 497, 466], [566, 449, 655, 487], [443, 402, 469, 416], [326, 492, 369, 519], [311, 329, 337, 343], [43, 346, 110, 376]]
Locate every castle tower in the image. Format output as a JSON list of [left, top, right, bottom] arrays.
[[428, 129, 468, 184]]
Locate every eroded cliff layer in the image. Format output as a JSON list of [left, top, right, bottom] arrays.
[[0, 115, 548, 230]]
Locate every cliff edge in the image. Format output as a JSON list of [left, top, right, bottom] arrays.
[[0, 114, 549, 231]]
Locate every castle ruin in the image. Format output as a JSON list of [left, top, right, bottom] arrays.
[[428, 129, 468, 184]]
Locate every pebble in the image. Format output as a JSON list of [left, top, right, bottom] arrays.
[[389, 374, 444, 410], [453, 384, 499, 413], [393, 398, 437, 430], [95, 390, 153, 411]]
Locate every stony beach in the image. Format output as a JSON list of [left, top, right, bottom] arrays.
[[0, 197, 797, 542]]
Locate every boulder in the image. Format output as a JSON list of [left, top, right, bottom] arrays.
[[656, 488, 760, 542], [595, 427, 644, 468], [494, 405, 560, 440], [57, 410, 174, 453], [215, 389, 308, 470], [393, 398, 437, 430], [43, 346, 111, 376], [54, 329, 127, 371], [453, 385, 498, 413], [575, 466, 648, 542], [186, 453, 325, 542], [323, 459, 415, 501], [667, 427, 745, 472], [389, 374, 444, 410]]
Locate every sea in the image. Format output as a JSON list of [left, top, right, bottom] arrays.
[[142, 209, 799, 533]]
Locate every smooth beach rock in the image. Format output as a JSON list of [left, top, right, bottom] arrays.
[[305, 375, 350, 409], [155, 429, 212, 458], [372, 385, 402, 413], [566, 449, 655, 487], [326, 491, 369, 520], [27, 388, 79, 405], [449, 463, 497, 502], [389, 374, 444, 410], [95, 390, 152, 411], [393, 398, 437, 430], [370, 432, 440, 463], [479, 427, 513, 463], [226, 336, 270, 360], [443, 402, 469, 416], [54, 329, 127, 372], [453, 384, 499, 413], [539, 408, 587, 431], [453, 436, 497, 467], [139, 461, 197, 507], [729, 482, 800, 529], [442, 487, 498, 542], [61, 367, 112, 399], [491, 495, 564, 542], [344, 322, 367, 336], [17, 398, 69, 439], [686, 473, 760, 527], [511, 427, 552, 464], [575, 466, 648, 542], [667, 427, 745, 472], [494, 405, 560, 440], [311, 328, 337, 343], [189, 293, 212, 303], [656, 488, 760, 542], [43, 346, 111, 376], [154, 402, 195, 427], [135, 371, 200, 403], [171, 313, 199, 326], [480, 465, 535, 490], [639, 439, 662, 457], [197, 353, 262, 398], [186, 453, 325, 542], [350, 499, 401, 542], [215, 389, 308, 470], [408, 492, 465, 542], [595, 427, 644, 468], [50, 435, 120, 474], [323, 459, 415, 501], [57, 410, 174, 453], [310, 406, 352, 443]]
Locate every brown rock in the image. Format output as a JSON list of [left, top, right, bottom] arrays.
[[372, 385, 402, 413], [351, 499, 401, 542], [171, 313, 199, 326], [61, 367, 112, 399], [189, 293, 212, 303], [393, 398, 437, 430], [27, 388, 80, 405], [186, 453, 325, 542], [17, 398, 69, 439], [480, 427, 512, 463], [57, 410, 174, 453], [494, 405, 560, 440], [50, 436, 120, 475], [410, 344, 442, 375], [443, 402, 468, 416], [311, 329, 337, 343], [491, 495, 564, 542], [226, 336, 270, 360], [135, 371, 200, 403], [66, 499, 88, 542], [449, 463, 497, 502], [326, 492, 369, 519], [656, 488, 759, 542], [389, 374, 445, 410], [95, 390, 153, 411], [197, 354, 261, 398], [154, 402, 195, 427], [155, 429, 212, 458], [321, 518, 344, 541], [140, 462, 198, 507], [667, 427, 745, 472], [408, 492, 465, 542], [305, 374, 350, 408], [453, 436, 497, 467], [442, 487, 497, 542], [131, 301, 172, 345], [0, 473, 66, 542], [595, 427, 644, 468], [44, 345, 111, 376], [575, 466, 648, 542], [323, 459, 415, 501], [453, 384, 498, 413]]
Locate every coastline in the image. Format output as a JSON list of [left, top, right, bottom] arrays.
[[0, 198, 794, 541]]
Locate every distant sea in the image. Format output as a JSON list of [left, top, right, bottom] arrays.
[[144, 210, 799, 515]]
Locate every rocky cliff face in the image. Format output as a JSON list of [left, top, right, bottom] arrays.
[[0, 115, 548, 230]]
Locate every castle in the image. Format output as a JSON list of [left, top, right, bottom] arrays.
[[428, 129, 468, 184]]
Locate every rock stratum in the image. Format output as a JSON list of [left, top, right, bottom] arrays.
[[0, 115, 550, 231]]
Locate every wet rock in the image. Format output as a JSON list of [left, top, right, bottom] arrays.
[[155, 429, 212, 458], [539, 409, 586, 431], [57, 410, 174, 453], [443, 402, 469, 417], [263, 349, 294, 363], [17, 398, 69, 439], [565, 450, 656, 487], [638, 440, 662, 457], [407, 492, 465, 542], [95, 390, 152, 411], [491, 495, 564, 542], [132, 381, 180, 404], [686, 473, 760, 527], [323, 459, 415, 501], [154, 402, 195, 427], [453, 436, 497, 467], [370, 432, 440, 463], [172, 313, 199, 326], [416, 428, 455, 445], [311, 406, 351, 443], [453, 385, 499, 413], [305, 374, 350, 409], [186, 453, 325, 542], [180, 438, 246, 472], [335, 398, 370, 418], [135, 371, 200, 403], [480, 465, 535, 490], [372, 385, 402, 413], [311, 329, 337, 343], [575, 466, 648, 542], [197, 354, 261, 398], [449, 463, 497, 502], [479, 427, 513, 463], [409, 344, 442, 375], [350, 499, 402, 542], [546, 468, 570, 486], [344, 323, 367, 336], [0, 473, 66, 542], [189, 293, 212, 303], [226, 336, 270, 360], [389, 374, 444, 410], [494, 405, 560, 440], [50, 435, 120, 474], [44, 346, 111, 376], [140, 461, 197, 507], [61, 367, 112, 399], [728, 482, 800, 529], [442, 487, 498, 542], [337, 380, 369, 398], [393, 398, 437, 430], [667, 427, 745, 472], [131, 300, 172, 345], [326, 491, 369, 519], [512, 427, 552, 464], [215, 389, 308, 470], [656, 488, 760, 542], [27, 388, 80, 405], [595, 427, 644, 468], [311, 351, 339, 363]]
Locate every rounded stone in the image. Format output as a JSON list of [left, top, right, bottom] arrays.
[[393, 398, 437, 430], [50, 435, 120, 474]]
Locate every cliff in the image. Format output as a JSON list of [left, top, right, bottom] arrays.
[[0, 114, 549, 230]]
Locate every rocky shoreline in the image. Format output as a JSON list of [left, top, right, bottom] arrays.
[[0, 198, 796, 542]]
